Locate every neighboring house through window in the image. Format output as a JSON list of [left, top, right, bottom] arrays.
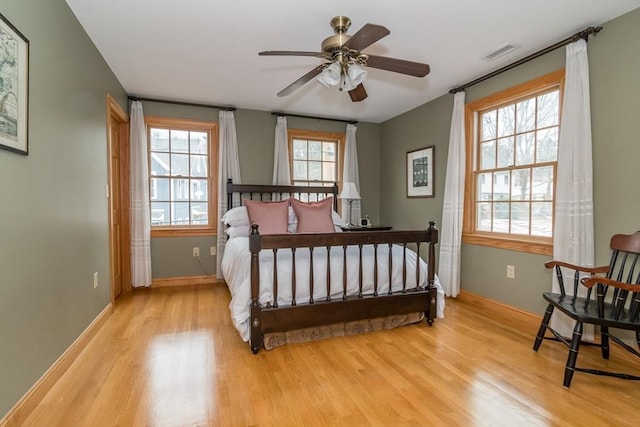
[[463, 70, 564, 255], [146, 116, 218, 236], [288, 129, 344, 200]]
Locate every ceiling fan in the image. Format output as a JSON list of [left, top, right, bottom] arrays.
[[259, 16, 430, 102]]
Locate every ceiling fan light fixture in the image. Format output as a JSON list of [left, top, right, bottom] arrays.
[[316, 62, 342, 88], [340, 64, 366, 92], [347, 64, 367, 86], [317, 62, 367, 92]]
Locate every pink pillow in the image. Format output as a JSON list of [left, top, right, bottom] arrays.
[[290, 197, 335, 233], [244, 199, 289, 234]]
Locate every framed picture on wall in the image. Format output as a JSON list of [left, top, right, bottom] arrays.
[[0, 13, 29, 155], [407, 146, 434, 198]]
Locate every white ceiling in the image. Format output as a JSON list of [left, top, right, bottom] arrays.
[[66, 0, 639, 123]]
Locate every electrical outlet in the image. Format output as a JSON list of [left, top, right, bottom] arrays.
[[210, 246, 216, 256], [93, 272, 99, 288], [506, 265, 515, 279], [192, 247, 200, 257]]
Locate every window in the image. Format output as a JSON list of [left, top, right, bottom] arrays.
[[463, 70, 564, 255], [146, 116, 218, 236], [288, 129, 344, 193]]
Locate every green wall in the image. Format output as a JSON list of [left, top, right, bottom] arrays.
[[0, 0, 127, 418], [1, 0, 637, 420], [380, 94, 453, 231], [381, 8, 640, 315], [140, 101, 381, 279]]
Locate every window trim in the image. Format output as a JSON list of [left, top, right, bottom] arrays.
[[145, 115, 219, 237], [462, 70, 565, 256], [287, 128, 345, 188]]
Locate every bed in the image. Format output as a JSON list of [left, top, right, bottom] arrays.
[[221, 179, 444, 353]]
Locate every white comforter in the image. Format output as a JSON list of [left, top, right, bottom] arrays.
[[222, 236, 445, 341]]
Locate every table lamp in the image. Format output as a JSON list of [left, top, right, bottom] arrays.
[[338, 181, 361, 228]]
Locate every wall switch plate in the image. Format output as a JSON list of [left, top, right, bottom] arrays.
[[210, 246, 216, 256], [506, 265, 515, 279], [193, 247, 200, 257], [93, 272, 99, 288]]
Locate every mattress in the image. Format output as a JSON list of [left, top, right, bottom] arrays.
[[222, 236, 445, 341]]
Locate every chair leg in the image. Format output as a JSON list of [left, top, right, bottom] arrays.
[[533, 304, 554, 351], [600, 325, 610, 359], [563, 321, 583, 388]]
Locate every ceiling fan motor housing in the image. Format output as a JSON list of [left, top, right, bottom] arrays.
[[330, 16, 351, 34], [321, 16, 353, 56]]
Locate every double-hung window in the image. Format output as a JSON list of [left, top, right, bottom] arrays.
[[288, 130, 344, 198], [146, 116, 218, 236], [463, 70, 564, 255]]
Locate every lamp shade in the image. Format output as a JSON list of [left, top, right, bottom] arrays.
[[339, 182, 361, 200], [346, 64, 367, 87], [316, 62, 341, 88]]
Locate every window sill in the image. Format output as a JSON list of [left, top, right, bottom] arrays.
[[152, 227, 217, 238], [462, 232, 552, 256]]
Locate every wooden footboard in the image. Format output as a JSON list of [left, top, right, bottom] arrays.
[[248, 222, 438, 354]]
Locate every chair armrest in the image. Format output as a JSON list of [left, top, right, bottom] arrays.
[[580, 276, 639, 292], [544, 260, 609, 274]]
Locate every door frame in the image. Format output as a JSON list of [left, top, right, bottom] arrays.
[[106, 94, 131, 305]]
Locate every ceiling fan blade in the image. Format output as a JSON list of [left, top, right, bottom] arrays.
[[365, 55, 430, 77], [259, 50, 324, 57], [343, 23, 390, 52], [348, 84, 367, 102], [277, 64, 326, 97]]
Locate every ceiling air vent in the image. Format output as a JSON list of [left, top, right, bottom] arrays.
[[481, 43, 520, 61]]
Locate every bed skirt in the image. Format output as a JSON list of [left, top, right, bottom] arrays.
[[262, 312, 424, 350]]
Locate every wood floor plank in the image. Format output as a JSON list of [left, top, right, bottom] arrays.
[[18, 283, 640, 427]]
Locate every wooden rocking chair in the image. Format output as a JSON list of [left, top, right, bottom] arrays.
[[533, 231, 640, 387]]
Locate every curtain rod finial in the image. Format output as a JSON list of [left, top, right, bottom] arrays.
[[573, 26, 603, 42]]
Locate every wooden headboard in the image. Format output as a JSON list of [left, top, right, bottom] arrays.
[[226, 179, 339, 210]]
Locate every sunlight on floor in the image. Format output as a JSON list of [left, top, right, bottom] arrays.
[[147, 331, 216, 427], [470, 371, 552, 427]]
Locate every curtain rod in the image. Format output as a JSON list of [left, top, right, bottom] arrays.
[[450, 26, 602, 94], [128, 95, 236, 111], [271, 111, 357, 125]]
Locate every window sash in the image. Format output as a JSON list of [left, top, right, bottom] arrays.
[[145, 116, 218, 236], [288, 129, 344, 187], [463, 70, 564, 255]]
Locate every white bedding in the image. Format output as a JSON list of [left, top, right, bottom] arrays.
[[221, 236, 445, 341]]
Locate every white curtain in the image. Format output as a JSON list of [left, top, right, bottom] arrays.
[[272, 116, 291, 185], [130, 100, 152, 288], [438, 92, 466, 297], [341, 123, 361, 224], [551, 39, 595, 337], [216, 110, 242, 279]]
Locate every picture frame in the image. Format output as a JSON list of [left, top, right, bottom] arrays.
[[0, 13, 29, 155], [407, 146, 434, 198]]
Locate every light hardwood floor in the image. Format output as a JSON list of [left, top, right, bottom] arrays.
[[20, 284, 640, 427]]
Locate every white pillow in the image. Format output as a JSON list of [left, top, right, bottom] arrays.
[[221, 206, 250, 226], [331, 211, 347, 227], [224, 225, 251, 238]]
